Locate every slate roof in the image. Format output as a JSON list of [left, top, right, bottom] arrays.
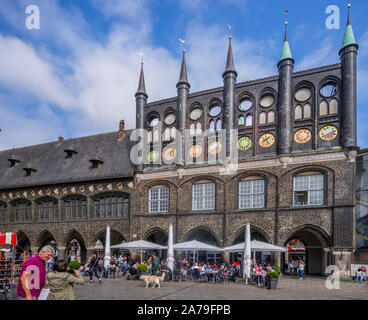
[[0, 130, 135, 190]]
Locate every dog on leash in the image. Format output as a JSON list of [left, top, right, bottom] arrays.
[[140, 273, 166, 288]]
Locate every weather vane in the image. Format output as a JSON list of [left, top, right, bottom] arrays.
[[137, 51, 144, 64], [285, 9, 289, 25], [179, 38, 186, 52]]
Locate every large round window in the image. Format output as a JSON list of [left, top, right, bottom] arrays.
[[190, 108, 203, 121], [209, 105, 222, 117], [239, 99, 252, 112], [260, 94, 275, 108], [295, 88, 312, 102], [164, 113, 176, 126], [320, 83, 338, 98]]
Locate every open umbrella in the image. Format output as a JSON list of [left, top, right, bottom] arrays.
[[223, 240, 287, 253], [167, 224, 174, 271], [111, 240, 167, 263], [104, 225, 111, 270], [243, 224, 251, 284], [173, 240, 222, 264]]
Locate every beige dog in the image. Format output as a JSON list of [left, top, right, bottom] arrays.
[[140, 273, 166, 288]]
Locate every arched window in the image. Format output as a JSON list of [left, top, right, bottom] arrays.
[[93, 193, 129, 218], [64, 196, 87, 220], [11, 199, 32, 222], [268, 111, 275, 123], [259, 112, 266, 125], [163, 128, 170, 141], [238, 116, 245, 126], [246, 115, 252, 127], [195, 123, 202, 135], [216, 119, 222, 131], [293, 172, 324, 206], [170, 127, 176, 139], [329, 98, 338, 114], [295, 105, 303, 120], [303, 104, 311, 118], [153, 130, 159, 142], [238, 178, 265, 209], [190, 123, 196, 136], [148, 131, 153, 143], [209, 120, 215, 132], [36, 197, 58, 221], [319, 101, 328, 116], [0, 202, 7, 223]]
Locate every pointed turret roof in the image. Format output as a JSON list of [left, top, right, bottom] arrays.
[[135, 62, 147, 97], [341, 4, 358, 50], [279, 21, 293, 63], [177, 50, 190, 88], [223, 36, 237, 77]]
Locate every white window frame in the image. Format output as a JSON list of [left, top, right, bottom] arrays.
[[238, 179, 265, 209], [149, 187, 169, 213], [192, 183, 216, 211], [293, 174, 324, 206]]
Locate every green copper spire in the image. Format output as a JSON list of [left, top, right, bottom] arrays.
[[279, 21, 293, 62], [341, 4, 357, 50]]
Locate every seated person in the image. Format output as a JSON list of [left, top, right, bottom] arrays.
[[356, 269, 364, 281], [160, 261, 172, 281], [205, 264, 214, 283], [173, 263, 182, 281], [191, 263, 200, 280], [254, 265, 265, 286]]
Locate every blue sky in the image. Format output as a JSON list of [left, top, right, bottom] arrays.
[[0, 0, 367, 150]]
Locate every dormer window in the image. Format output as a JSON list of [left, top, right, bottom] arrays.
[[64, 149, 78, 159], [90, 159, 104, 169], [23, 168, 37, 176], [8, 159, 20, 167]]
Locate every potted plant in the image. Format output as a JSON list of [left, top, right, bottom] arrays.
[[265, 271, 279, 290], [137, 263, 149, 274], [68, 261, 82, 270], [273, 265, 281, 277]]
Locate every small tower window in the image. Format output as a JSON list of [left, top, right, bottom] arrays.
[[259, 112, 266, 125], [246, 115, 252, 127], [64, 149, 78, 159], [8, 159, 20, 167], [23, 168, 37, 177], [304, 104, 311, 118], [329, 98, 338, 114], [90, 159, 104, 169], [319, 101, 328, 116], [238, 116, 245, 126], [295, 105, 303, 120], [268, 111, 275, 123]]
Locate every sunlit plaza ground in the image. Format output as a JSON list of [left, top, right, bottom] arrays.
[[72, 275, 368, 300]]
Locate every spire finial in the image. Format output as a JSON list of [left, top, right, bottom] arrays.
[[177, 40, 190, 88], [228, 24, 232, 39], [136, 52, 147, 97], [279, 9, 293, 63], [347, 3, 351, 26], [223, 27, 237, 77], [284, 9, 289, 41]]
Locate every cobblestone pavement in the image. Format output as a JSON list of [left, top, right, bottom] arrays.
[[73, 275, 368, 300]]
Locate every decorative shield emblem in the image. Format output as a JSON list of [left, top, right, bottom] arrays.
[[319, 125, 338, 141], [237, 137, 252, 151], [294, 129, 312, 144], [208, 141, 222, 155], [164, 147, 176, 161], [189, 145, 202, 158], [147, 150, 160, 162]]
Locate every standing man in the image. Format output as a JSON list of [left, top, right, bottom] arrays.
[[89, 254, 102, 284], [17, 245, 55, 300], [151, 252, 160, 276]]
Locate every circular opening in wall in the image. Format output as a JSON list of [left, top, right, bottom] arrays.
[[320, 83, 338, 98], [164, 113, 176, 126], [260, 94, 275, 108], [209, 105, 222, 117], [295, 88, 312, 102], [190, 108, 203, 121], [238, 99, 253, 112]]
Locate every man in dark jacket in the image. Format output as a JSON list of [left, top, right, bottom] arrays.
[[151, 252, 160, 276]]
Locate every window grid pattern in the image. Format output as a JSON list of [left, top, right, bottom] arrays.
[[149, 188, 169, 213], [94, 194, 129, 218], [0, 203, 7, 223], [239, 180, 265, 209], [13, 201, 32, 222], [38, 199, 58, 220], [293, 174, 324, 206], [192, 183, 216, 211], [65, 197, 87, 219]]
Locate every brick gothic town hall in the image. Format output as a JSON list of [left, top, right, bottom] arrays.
[[0, 11, 367, 278]]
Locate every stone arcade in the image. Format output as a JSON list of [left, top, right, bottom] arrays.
[[0, 12, 364, 277]]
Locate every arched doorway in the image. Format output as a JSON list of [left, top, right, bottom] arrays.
[[183, 227, 221, 264], [37, 230, 58, 256], [64, 230, 88, 264], [283, 227, 329, 276], [144, 228, 168, 260], [16, 231, 31, 258], [232, 227, 271, 265], [93, 229, 126, 258]]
